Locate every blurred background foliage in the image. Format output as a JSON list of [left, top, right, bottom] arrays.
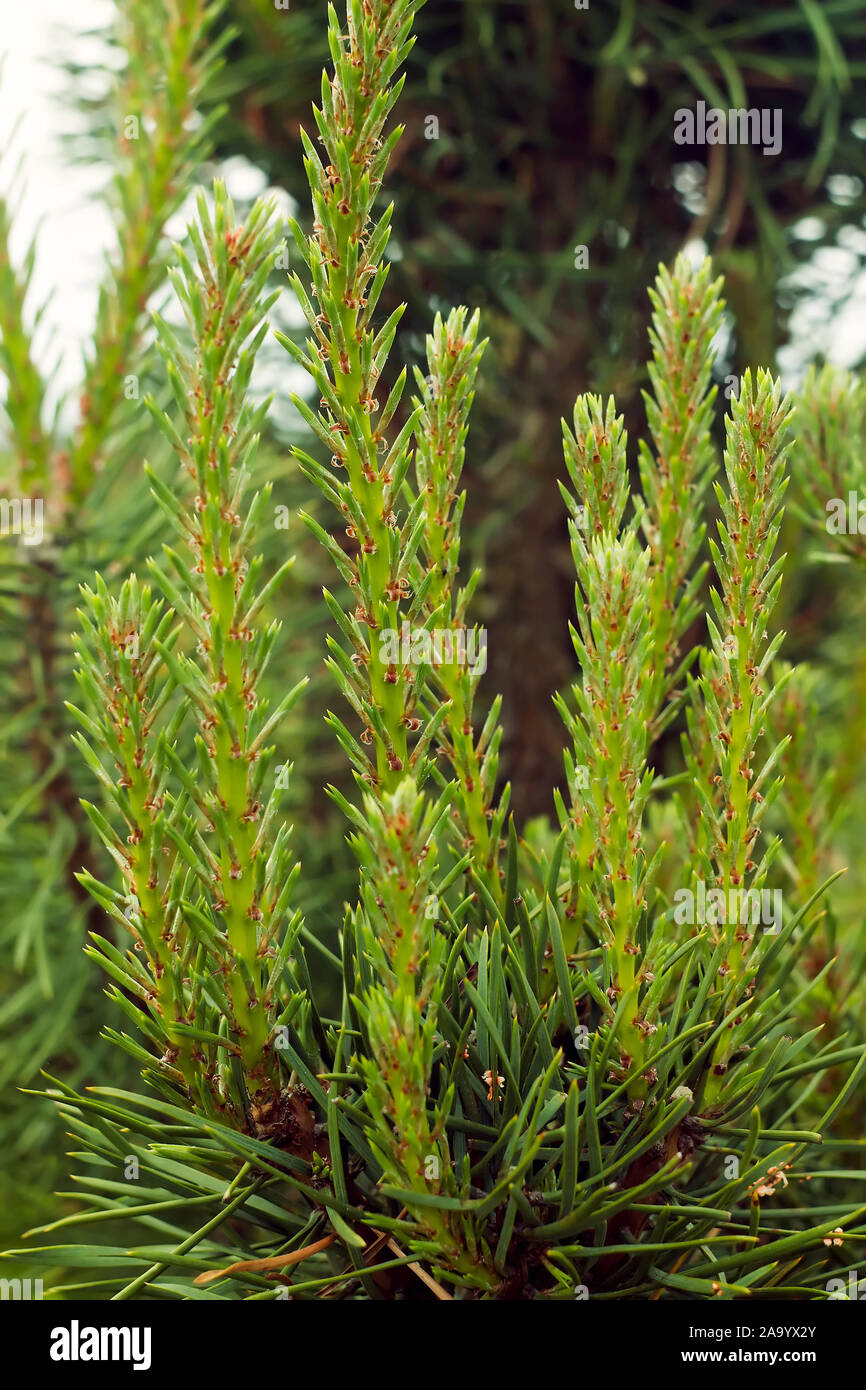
[[2, 0, 866, 1265]]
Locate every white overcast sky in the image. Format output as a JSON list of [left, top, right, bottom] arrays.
[[0, 0, 118, 414], [0, 0, 864, 428], [0, 0, 302, 431]]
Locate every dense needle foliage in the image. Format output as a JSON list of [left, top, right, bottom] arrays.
[[2, 0, 866, 1301]]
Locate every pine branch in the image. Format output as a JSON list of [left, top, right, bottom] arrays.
[[557, 528, 657, 1093], [68, 0, 232, 504], [281, 0, 426, 792], [694, 368, 793, 1109], [283, 0, 501, 1287], [0, 190, 54, 495], [638, 254, 723, 723], [789, 364, 866, 561], [411, 308, 505, 904], [73, 182, 310, 1133]]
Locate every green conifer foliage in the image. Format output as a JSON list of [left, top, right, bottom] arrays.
[[70, 185, 310, 1131], [3, 0, 866, 1302], [0, 0, 232, 1228]]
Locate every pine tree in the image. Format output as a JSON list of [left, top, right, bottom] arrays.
[[3, 0, 865, 1302]]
